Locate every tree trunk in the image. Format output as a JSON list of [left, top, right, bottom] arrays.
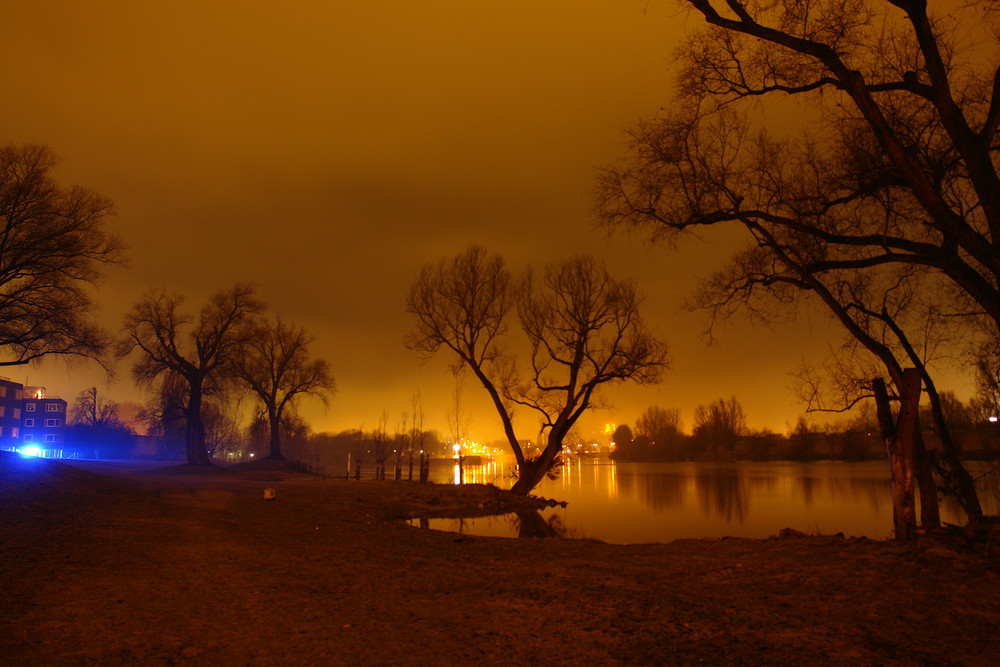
[[510, 437, 562, 495], [945, 453, 984, 524], [266, 407, 284, 460], [914, 428, 940, 529], [511, 463, 544, 495], [873, 370, 921, 541], [920, 367, 982, 522], [928, 412, 984, 523], [185, 382, 210, 466], [419, 453, 429, 483]]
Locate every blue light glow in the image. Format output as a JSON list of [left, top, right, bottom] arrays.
[[20, 445, 42, 457]]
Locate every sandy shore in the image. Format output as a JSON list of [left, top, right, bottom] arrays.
[[2, 452, 1000, 665]]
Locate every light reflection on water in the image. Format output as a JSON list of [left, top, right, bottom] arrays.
[[410, 458, 999, 543]]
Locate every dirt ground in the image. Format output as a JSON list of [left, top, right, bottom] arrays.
[[3, 452, 1000, 666]]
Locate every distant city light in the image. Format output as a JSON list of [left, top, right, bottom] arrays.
[[20, 446, 41, 457], [990, 416, 998, 423]]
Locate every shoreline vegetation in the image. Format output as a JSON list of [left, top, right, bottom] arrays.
[[3, 452, 1000, 665]]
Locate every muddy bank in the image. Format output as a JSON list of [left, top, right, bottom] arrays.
[[2, 454, 1000, 665]]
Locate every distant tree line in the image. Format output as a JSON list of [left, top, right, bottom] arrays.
[[613, 394, 1000, 464]]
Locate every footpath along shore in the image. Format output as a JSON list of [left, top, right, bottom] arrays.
[[2, 452, 1000, 666]]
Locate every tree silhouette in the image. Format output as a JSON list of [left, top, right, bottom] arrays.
[[67, 386, 133, 457], [70, 387, 123, 429], [0, 144, 124, 368], [406, 245, 669, 494], [599, 0, 1000, 330], [596, 0, 998, 536], [118, 284, 264, 465], [636, 405, 685, 460], [693, 397, 747, 456], [232, 316, 335, 460]]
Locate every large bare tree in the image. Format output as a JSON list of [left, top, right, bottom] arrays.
[[118, 284, 264, 465], [596, 0, 998, 536], [0, 144, 124, 368], [232, 316, 335, 460], [406, 245, 669, 494], [600, 0, 1000, 327]]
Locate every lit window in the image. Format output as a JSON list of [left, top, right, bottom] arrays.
[[13, 409, 19, 419], [14, 390, 22, 400], [24, 419, 34, 428], [11, 427, 18, 437], [0, 406, 4, 417], [44, 419, 59, 427], [25, 404, 34, 412], [0, 386, 6, 397]]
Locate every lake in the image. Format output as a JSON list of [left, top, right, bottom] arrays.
[[410, 458, 999, 543]]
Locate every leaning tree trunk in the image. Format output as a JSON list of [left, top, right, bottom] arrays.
[[914, 429, 940, 530], [873, 369, 922, 541], [925, 391, 984, 523], [510, 435, 562, 495], [511, 461, 547, 495]]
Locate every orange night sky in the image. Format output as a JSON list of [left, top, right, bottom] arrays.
[[0, 1, 975, 442]]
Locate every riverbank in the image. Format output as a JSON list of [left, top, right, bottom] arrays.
[[3, 454, 999, 665]]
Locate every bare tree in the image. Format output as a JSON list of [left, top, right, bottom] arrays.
[[70, 386, 123, 429], [406, 245, 669, 494], [636, 405, 685, 460], [0, 144, 124, 368], [117, 284, 264, 465], [596, 0, 999, 536], [697, 245, 973, 525], [599, 0, 1000, 331], [232, 316, 335, 460], [693, 397, 747, 456], [66, 386, 134, 456]]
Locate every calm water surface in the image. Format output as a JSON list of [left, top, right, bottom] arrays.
[[411, 458, 998, 543]]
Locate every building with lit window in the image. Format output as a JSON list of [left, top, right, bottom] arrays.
[[0, 381, 66, 456], [21, 386, 67, 449]]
